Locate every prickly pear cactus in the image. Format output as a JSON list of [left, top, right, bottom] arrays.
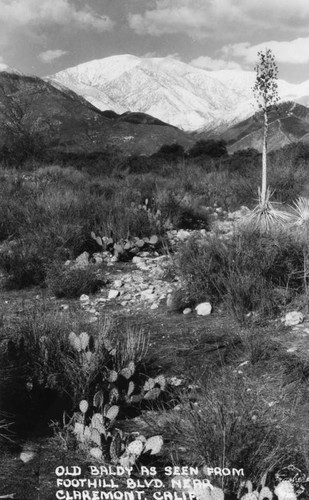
[[143, 435, 163, 455]]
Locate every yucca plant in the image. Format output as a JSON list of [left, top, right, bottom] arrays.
[[290, 196, 309, 227], [244, 187, 292, 233], [289, 196, 309, 301]]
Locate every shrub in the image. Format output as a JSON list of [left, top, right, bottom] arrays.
[[188, 139, 227, 159], [46, 263, 105, 299], [156, 190, 210, 230], [1, 307, 157, 435], [158, 367, 308, 487], [0, 239, 47, 288], [178, 229, 304, 323]]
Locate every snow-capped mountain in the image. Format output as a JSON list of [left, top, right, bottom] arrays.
[[49, 55, 309, 132]]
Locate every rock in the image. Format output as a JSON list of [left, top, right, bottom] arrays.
[[92, 253, 104, 264], [75, 251, 90, 269], [183, 308, 192, 315], [284, 311, 304, 326], [111, 256, 118, 262], [176, 229, 191, 241], [195, 302, 212, 316], [80, 294, 90, 302], [150, 303, 159, 310], [132, 256, 143, 263], [166, 294, 173, 307], [108, 290, 120, 300], [88, 316, 98, 323], [141, 289, 156, 301], [114, 279, 123, 288]]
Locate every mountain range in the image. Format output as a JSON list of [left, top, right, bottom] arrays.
[[0, 70, 192, 158], [50, 54, 309, 133], [2, 55, 309, 159]]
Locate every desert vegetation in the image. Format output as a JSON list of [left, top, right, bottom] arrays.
[[1, 102, 309, 500]]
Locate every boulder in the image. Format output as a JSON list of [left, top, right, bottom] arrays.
[[284, 311, 304, 327], [75, 251, 89, 269], [108, 289, 120, 300], [195, 302, 212, 316]]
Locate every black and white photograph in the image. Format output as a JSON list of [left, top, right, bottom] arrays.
[[1, 1, 309, 499]]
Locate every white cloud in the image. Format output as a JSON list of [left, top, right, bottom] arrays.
[[0, 0, 114, 31], [128, 0, 309, 39], [38, 49, 68, 63], [222, 38, 309, 65], [190, 55, 242, 71]]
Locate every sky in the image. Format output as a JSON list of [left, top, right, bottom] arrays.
[[1, 0, 309, 82]]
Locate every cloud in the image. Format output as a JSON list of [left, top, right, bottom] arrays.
[[190, 55, 242, 71], [38, 49, 68, 63], [222, 38, 309, 65], [128, 0, 309, 39], [0, 0, 114, 31]]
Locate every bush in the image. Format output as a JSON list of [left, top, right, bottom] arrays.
[[46, 263, 105, 298], [0, 239, 47, 288], [1, 307, 154, 434], [159, 367, 308, 486], [178, 229, 304, 323], [188, 139, 227, 159], [157, 191, 210, 230]]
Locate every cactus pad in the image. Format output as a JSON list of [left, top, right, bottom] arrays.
[[91, 413, 105, 434], [127, 439, 144, 456], [144, 388, 161, 400], [144, 378, 155, 391], [79, 400, 89, 414], [105, 405, 119, 421], [259, 487, 273, 500], [120, 367, 132, 379], [154, 375, 166, 390], [127, 381, 135, 396], [89, 447, 103, 460], [80, 332, 89, 351], [91, 428, 101, 447], [143, 435, 163, 455], [108, 370, 118, 383], [93, 390, 104, 409]]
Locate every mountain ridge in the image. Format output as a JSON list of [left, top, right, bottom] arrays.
[[49, 54, 309, 133]]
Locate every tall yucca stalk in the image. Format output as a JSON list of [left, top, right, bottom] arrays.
[[244, 49, 292, 231], [253, 48, 280, 206]]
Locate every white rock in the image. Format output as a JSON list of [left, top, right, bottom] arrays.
[[75, 251, 90, 269], [195, 302, 212, 316], [284, 311, 304, 326], [20, 451, 36, 463], [183, 308, 192, 315], [111, 256, 118, 262], [108, 289, 120, 299], [166, 294, 173, 307], [132, 256, 143, 263], [114, 279, 123, 288], [80, 294, 90, 302], [141, 289, 156, 301], [92, 253, 103, 264], [176, 229, 191, 241]]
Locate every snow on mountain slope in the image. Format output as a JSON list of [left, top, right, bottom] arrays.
[[49, 55, 309, 132]]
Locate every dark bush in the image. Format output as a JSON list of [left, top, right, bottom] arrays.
[[46, 263, 105, 298], [188, 139, 227, 159]]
